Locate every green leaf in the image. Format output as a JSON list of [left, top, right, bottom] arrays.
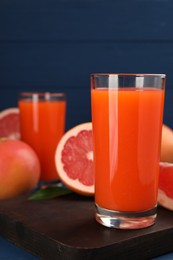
[[28, 186, 72, 201]]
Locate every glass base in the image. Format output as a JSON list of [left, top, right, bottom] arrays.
[[95, 204, 157, 229]]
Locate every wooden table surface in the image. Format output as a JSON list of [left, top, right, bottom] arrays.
[[0, 194, 173, 260]]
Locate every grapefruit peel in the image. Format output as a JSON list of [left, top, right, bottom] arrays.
[[55, 122, 94, 196]]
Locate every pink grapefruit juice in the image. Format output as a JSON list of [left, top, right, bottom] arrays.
[[91, 88, 165, 212], [19, 97, 66, 181]]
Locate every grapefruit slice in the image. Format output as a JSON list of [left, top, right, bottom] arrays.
[[55, 122, 94, 196], [158, 162, 173, 211], [0, 107, 20, 139]]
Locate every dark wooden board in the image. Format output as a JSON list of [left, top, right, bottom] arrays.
[[0, 194, 173, 259]]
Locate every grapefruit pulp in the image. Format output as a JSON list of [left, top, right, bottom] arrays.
[[158, 162, 173, 211], [0, 107, 20, 139], [55, 122, 94, 196]]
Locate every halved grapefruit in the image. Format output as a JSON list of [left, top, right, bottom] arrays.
[[158, 162, 173, 211], [55, 122, 94, 196], [0, 107, 20, 139]]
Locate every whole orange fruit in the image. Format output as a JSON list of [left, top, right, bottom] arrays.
[[0, 138, 40, 199], [161, 124, 173, 163]]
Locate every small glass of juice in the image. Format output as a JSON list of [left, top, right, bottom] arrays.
[[18, 92, 66, 181], [91, 73, 166, 229]]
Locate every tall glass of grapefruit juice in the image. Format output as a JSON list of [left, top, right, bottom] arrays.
[[18, 92, 66, 181], [91, 74, 166, 229]]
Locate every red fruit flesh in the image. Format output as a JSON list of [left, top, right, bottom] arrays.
[[62, 130, 94, 186], [158, 162, 173, 211], [0, 108, 20, 139], [159, 163, 173, 199], [55, 122, 94, 196]]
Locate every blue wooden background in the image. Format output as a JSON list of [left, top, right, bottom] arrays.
[[0, 0, 173, 130]]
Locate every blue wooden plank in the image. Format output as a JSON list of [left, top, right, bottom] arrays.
[[0, 42, 172, 88], [0, 0, 173, 129], [164, 89, 173, 128], [0, 40, 172, 129], [0, 0, 173, 41]]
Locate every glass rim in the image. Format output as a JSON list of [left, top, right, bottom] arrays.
[[19, 92, 65, 96], [19, 92, 66, 101], [90, 73, 166, 78]]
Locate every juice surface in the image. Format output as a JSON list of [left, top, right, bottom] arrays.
[[19, 100, 66, 181], [91, 88, 165, 212]]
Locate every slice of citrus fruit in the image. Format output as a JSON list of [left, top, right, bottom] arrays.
[[55, 122, 94, 196], [158, 162, 173, 211], [0, 107, 20, 139]]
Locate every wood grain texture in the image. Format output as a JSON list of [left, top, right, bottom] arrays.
[[0, 194, 173, 260]]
